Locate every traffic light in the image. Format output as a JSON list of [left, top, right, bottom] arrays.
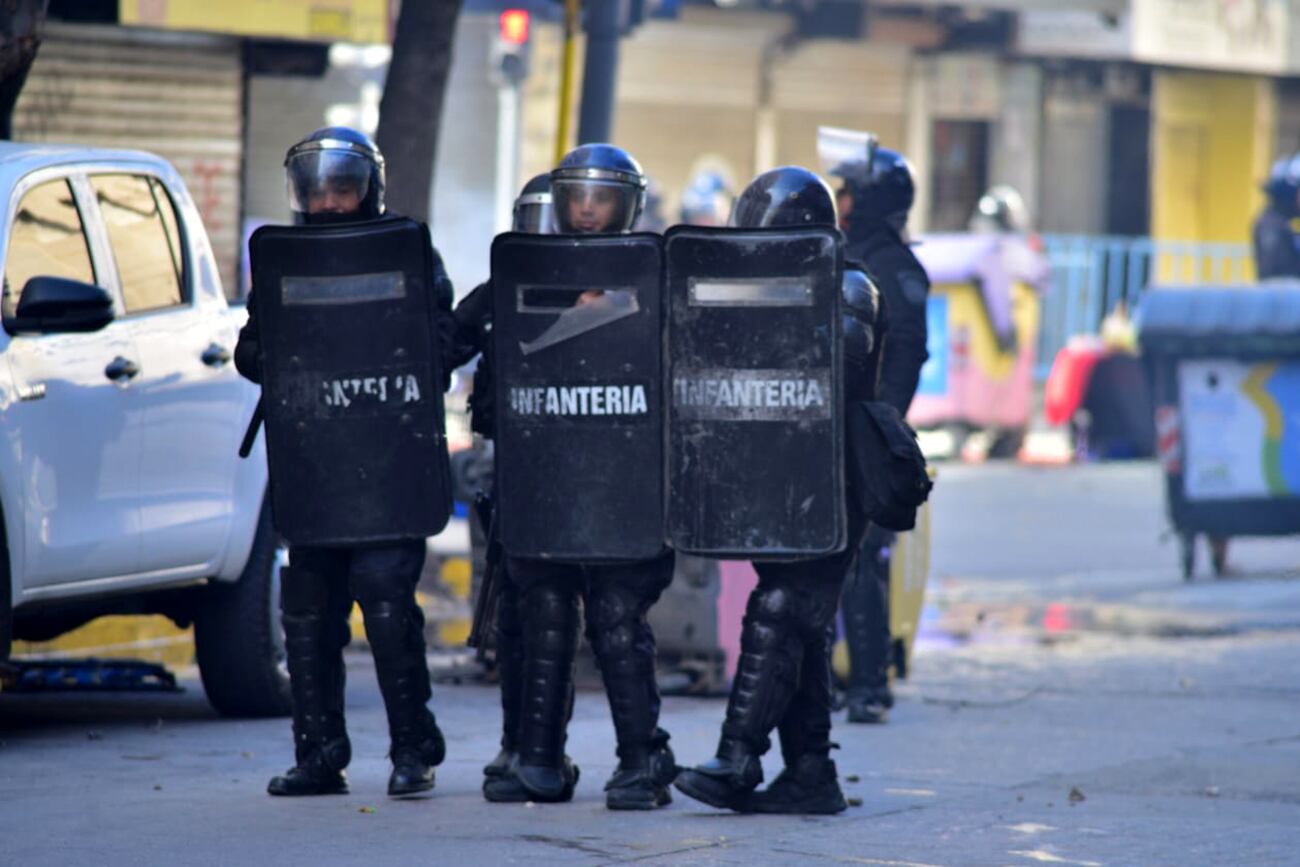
[[491, 8, 531, 87]]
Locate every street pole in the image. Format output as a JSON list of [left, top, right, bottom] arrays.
[[576, 0, 622, 145], [494, 80, 520, 232], [554, 0, 581, 163]]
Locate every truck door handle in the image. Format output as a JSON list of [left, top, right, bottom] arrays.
[[201, 343, 232, 367], [104, 356, 140, 382]]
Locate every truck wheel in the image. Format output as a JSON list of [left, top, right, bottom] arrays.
[[195, 498, 291, 717]]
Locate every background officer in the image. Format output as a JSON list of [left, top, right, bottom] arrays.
[[450, 145, 677, 810], [235, 127, 454, 799], [675, 167, 883, 815], [1253, 154, 1300, 279], [833, 142, 930, 725]]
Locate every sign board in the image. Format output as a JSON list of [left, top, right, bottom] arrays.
[[1179, 359, 1300, 501], [121, 0, 390, 44]]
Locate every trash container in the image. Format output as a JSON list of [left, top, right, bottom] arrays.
[[1137, 281, 1300, 579]]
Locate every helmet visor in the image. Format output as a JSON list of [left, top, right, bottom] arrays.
[[513, 194, 554, 233], [552, 178, 639, 233], [285, 149, 372, 215], [817, 126, 878, 185]]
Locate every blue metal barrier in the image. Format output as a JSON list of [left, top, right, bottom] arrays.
[[1036, 235, 1253, 379]]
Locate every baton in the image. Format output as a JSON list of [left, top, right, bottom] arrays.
[[238, 397, 264, 459], [467, 492, 502, 650]]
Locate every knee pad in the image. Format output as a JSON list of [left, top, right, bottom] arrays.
[[747, 583, 795, 626], [349, 542, 424, 603], [351, 567, 418, 607], [589, 620, 640, 663], [796, 581, 843, 636], [587, 583, 637, 631], [281, 566, 331, 616], [521, 582, 580, 657], [496, 584, 523, 637]]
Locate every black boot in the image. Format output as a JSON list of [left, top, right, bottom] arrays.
[[268, 567, 352, 797], [484, 583, 524, 780], [484, 578, 581, 804], [360, 596, 445, 798], [587, 581, 676, 810], [604, 728, 677, 811], [750, 754, 847, 815], [675, 584, 804, 811], [750, 626, 847, 815], [844, 537, 894, 725]]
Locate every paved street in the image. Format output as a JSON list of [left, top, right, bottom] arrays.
[[3, 462, 1298, 866]]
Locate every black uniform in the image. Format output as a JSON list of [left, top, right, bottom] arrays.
[[841, 216, 930, 724], [673, 166, 886, 815], [237, 209, 457, 798], [448, 275, 678, 808], [675, 260, 882, 815]]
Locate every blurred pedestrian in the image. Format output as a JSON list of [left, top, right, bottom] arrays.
[[679, 169, 733, 226]]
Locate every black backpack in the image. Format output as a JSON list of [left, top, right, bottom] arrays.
[[846, 401, 933, 531]]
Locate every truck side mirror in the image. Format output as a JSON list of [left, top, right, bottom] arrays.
[[4, 276, 115, 335]]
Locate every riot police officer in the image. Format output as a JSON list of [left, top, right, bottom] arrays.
[[235, 127, 454, 798], [1253, 154, 1300, 279], [831, 139, 930, 725], [450, 146, 678, 810], [970, 184, 1031, 234], [674, 167, 884, 814], [450, 173, 562, 788]]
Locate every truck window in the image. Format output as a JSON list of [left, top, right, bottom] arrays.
[[92, 174, 186, 314], [3, 178, 96, 317]]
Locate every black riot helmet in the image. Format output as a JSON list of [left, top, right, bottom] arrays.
[[284, 126, 385, 224], [841, 146, 915, 234], [550, 144, 646, 234], [971, 185, 1030, 233], [1263, 154, 1300, 216], [513, 173, 554, 233], [730, 166, 837, 229], [818, 127, 915, 234]]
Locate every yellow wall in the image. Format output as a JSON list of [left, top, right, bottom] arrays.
[[519, 8, 914, 220], [1151, 71, 1275, 245]]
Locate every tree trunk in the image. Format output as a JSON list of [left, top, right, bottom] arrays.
[[376, 0, 464, 226], [0, 0, 49, 140]]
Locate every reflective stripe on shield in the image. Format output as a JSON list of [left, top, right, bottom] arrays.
[[250, 218, 452, 546], [491, 233, 665, 561], [665, 225, 845, 558]]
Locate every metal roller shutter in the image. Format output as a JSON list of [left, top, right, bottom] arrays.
[[13, 22, 243, 295], [615, 8, 911, 214], [773, 41, 912, 168]]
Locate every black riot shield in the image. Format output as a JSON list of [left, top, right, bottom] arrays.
[[665, 225, 845, 558], [250, 218, 452, 546], [491, 233, 664, 560]]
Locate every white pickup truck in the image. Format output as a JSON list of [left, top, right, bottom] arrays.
[[0, 144, 288, 717]]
